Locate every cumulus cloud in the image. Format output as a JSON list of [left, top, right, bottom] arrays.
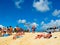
[[41, 20, 60, 29], [0, 25, 4, 29], [33, 0, 52, 12], [18, 19, 26, 23], [18, 19, 38, 28], [31, 22, 39, 27], [15, 0, 24, 8], [52, 9, 60, 17]]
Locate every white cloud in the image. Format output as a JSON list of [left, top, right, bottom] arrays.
[[41, 20, 60, 29], [31, 22, 39, 27], [0, 25, 4, 29], [33, 0, 52, 12], [18, 19, 26, 23], [15, 0, 24, 8], [24, 22, 31, 27], [41, 21, 45, 25], [52, 9, 60, 17]]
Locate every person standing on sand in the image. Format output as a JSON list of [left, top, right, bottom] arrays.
[[9, 26, 13, 35], [2, 27, 6, 33], [53, 26, 56, 32], [32, 25, 36, 33]]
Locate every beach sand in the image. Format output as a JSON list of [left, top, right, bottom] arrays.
[[0, 32, 60, 45]]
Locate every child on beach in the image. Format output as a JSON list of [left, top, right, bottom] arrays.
[[35, 32, 52, 39]]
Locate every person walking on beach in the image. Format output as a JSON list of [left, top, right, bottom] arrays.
[[32, 25, 36, 33]]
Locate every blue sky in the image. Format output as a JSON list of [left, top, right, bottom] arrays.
[[0, 0, 60, 31]]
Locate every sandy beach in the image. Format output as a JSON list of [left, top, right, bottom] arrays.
[[0, 32, 60, 45]]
